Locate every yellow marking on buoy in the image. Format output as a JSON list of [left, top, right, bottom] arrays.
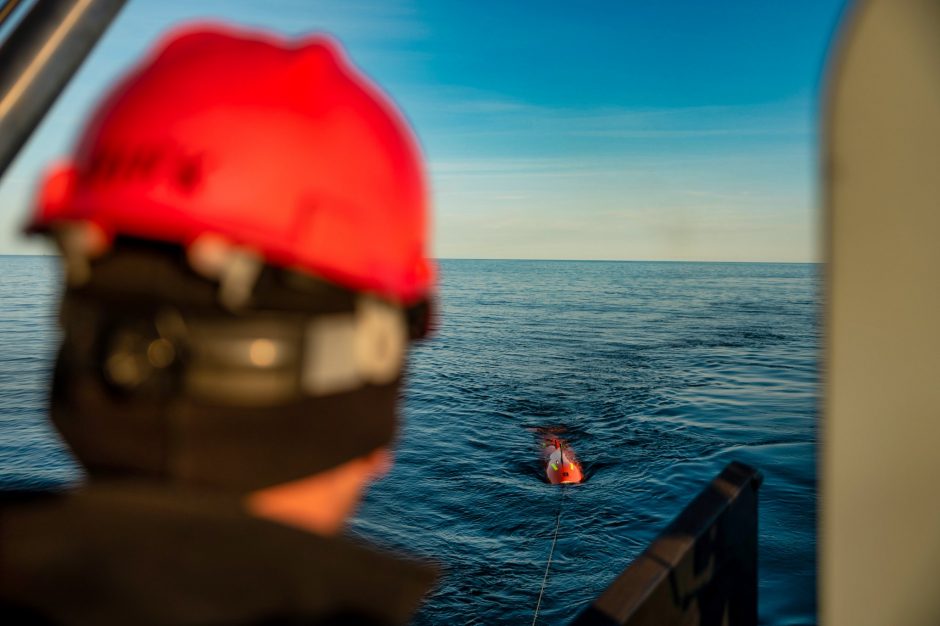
[[551, 463, 559, 471], [569, 463, 576, 470]]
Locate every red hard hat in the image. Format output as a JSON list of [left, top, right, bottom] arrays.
[[30, 24, 434, 303]]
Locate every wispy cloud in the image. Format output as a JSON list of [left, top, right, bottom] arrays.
[[406, 86, 812, 150], [0, 3, 822, 262]]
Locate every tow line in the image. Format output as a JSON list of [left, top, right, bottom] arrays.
[[531, 487, 568, 626]]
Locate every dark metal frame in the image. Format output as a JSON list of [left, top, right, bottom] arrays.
[[0, 0, 126, 178]]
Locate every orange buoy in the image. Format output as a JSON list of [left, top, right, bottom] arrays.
[[543, 438, 583, 484]]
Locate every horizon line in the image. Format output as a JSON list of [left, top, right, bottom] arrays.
[[436, 257, 819, 264], [0, 252, 821, 264]]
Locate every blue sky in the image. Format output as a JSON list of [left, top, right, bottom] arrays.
[[0, 0, 849, 260]]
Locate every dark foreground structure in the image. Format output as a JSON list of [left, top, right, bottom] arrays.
[[0, 0, 127, 174], [573, 462, 763, 626]]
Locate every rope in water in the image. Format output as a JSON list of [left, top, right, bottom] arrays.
[[531, 488, 568, 626]]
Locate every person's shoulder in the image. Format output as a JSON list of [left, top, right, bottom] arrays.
[[0, 605, 391, 626], [0, 482, 435, 626]]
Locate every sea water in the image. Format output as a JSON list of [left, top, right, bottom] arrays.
[[0, 256, 819, 625]]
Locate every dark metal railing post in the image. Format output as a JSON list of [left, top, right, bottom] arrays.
[[571, 462, 763, 626], [0, 0, 26, 31], [0, 0, 126, 180]]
